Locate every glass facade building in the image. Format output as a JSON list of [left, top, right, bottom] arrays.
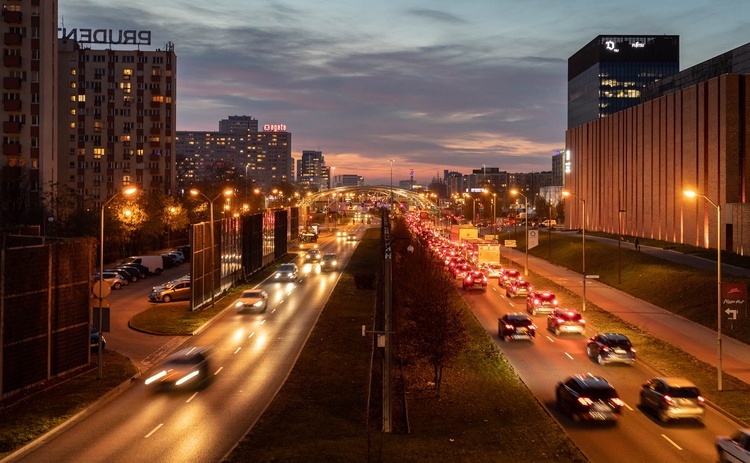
[[568, 35, 679, 129]]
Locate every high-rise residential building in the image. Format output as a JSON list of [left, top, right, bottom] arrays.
[[297, 149, 326, 190], [0, 0, 58, 225], [568, 35, 679, 129], [176, 116, 292, 191], [57, 39, 177, 203], [336, 174, 363, 187], [551, 150, 565, 187]]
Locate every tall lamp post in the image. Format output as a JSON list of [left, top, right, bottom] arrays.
[[98, 187, 137, 379], [510, 189, 529, 276], [684, 189, 723, 391], [190, 188, 234, 309], [492, 193, 497, 236], [563, 191, 587, 310]]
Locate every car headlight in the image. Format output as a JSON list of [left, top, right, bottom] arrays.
[[235, 301, 244, 307], [145, 370, 167, 385], [252, 300, 263, 307], [175, 370, 200, 386]]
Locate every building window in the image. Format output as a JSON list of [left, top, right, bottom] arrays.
[[93, 148, 105, 159], [31, 115, 38, 126], [69, 122, 76, 129], [123, 69, 132, 80]]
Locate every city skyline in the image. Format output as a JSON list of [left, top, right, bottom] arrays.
[[59, 0, 750, 185]]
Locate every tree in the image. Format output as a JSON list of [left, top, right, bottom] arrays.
[[392, 219, 469, 395]]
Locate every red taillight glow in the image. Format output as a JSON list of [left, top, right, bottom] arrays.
[[697, 396, 705, 405], [578, 397, 594, 406], [466, 276, 473, 283], [611, 398, 625, 407], [663, 395, 673, 404], [505, 324, 514, 330], [555, 318, 565, 324], [553, 299, 558, 306]]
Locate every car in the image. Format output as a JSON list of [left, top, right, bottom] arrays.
[[716, 429, 750, 463], [235, 289, 269, 313], [586, 333, 636, 365], [547, 308, 586, 335], [347, 233, 357, 242], [90, 325, 106, 352], [161, 252, 184, 266], [639, 377, 705, 423], [336, 230, 347, 238], [144, 346, 213, 390], [304, 249, 322, 262], [526, 291, 558, 315], [462, 270, 487, 291], [506, 280, 532, 298], [175, 245, 191, 262], [105, 267, 139, 283], [320, 253, 338, 271], [555, 374, 624, 422], [498, 313, 536, 342], [499, 268, 521, 284], [116, 263, 148, 279], [480, 262, 503, 278], [92, 271, 128, 290], [149, 279, 191, 302], [274, 263, 299, 281], [451, 263, 472, 279]]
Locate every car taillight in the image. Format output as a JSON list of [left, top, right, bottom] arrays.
[[580, 319, 586, 324], [553, 299, 558, 306], [529, 324, 537, 330], [482, 276, 487, 283], [611, 398, 625, 407], [466, 276, 473, 283], [505, 324, 514, 330], [663, 395, 673, 404], [602, 346, 610, 352], [533, 299, 540, 305], [577, 397, 594, 406], [555, 318, 565, 324], [697, 396, 705, 405]]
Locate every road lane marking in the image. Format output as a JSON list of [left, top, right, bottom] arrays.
[[623, 402, 633, 411], [272, 308, 276, 313], [233, 347, 242, 354], [546, 336, 555, 343], [248, 332, 255, 339], [259, 320, 266, 325], [186, 392, 198, 403], [213, 367, 223, 376], [564, 352, 574, 360], [145, 424, 163, 438], [661, 434, 683, 450]]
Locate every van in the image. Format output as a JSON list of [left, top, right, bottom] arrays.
[[123, 255, 164, 275]]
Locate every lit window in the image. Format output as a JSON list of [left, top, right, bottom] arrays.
[[93, 148, 105, 159]]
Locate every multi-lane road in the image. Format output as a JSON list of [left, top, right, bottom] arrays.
[[8, 226, 364, 463], [464, 276, 739, 463]]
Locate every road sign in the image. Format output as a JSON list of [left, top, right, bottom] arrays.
[[504, 240, 517, 248], [585, 275, 600, 279], [725, 308, 739, 320], [721, 282, 747, 320]]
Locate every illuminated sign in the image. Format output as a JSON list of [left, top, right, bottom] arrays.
[[604, 40, 647, 53], [263, 124, 287, 132], [58, 28, 152, 46]]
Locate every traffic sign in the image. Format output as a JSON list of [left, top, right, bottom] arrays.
[[504, 240, 517, 248], [585, 275, 600, 279]]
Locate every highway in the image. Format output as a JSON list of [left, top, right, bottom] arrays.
[[10, 226, 364, 463], [464, 276, 740, 463]]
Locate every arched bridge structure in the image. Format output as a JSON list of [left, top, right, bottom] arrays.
[[298, 186, 437, 213]]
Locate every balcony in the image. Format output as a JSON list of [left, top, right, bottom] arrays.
[[3, 76, 20, 89], [150, 127, 161, 135], [4, 32, 21, 46], [3, 143, 21, 156], [3, 121, 21, 133], [3, 54, 21, 68], [3, 99, 21, 111], [3, 11, 22, 24]]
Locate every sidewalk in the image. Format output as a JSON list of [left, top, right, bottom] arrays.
[[506, 235, 750, 387]]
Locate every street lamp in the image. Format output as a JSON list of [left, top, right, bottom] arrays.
[[190, 188, 234, 309], [98, 186, 137, 379], [562, 191, 587, 311], [510, 189, 529, 276], [492, 193, 497, 236], [684, 189, 723, 391]]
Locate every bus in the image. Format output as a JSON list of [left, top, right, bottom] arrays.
[[299, 227, 319, 250]]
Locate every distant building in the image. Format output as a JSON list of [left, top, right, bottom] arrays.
[[58, 39, 177, 203], [552, 150, 565, 187], [568, 35, 679, 129], [297, 150, 326, 190], [335, 174, 363, 187]]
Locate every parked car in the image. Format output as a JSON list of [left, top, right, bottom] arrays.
[[498, 313, 536, 342], [716, 429, 750, 463], [462, 270, 487, 291], [547, 308, 586, 335], [526, 291, 558, 315], [320, 253, 338, 271], [556, 374, 624, 422], [92, 271, 128, 290], [90, 325, 106, 352], [144, 346, 213, 390], [161, 252, 184, 266], [586, 333, 636, 365], [116, 263, 148, 279], [235, 289, 269, 313], [506, 280, 532, 298], [122, 255, 164, 275], [175, 246, 191, 262], [639, 377, 705, 423], [274, 263, 299, 281], [149, 279, 191, 302], [105, 267, 138, 283]]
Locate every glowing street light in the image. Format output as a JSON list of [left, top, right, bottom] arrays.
[[683, 189, 723, 391]]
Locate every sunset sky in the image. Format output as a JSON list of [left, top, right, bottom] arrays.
[[59, 0, 750, 185]]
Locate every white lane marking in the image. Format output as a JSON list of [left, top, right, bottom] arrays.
[[272, 308, 276, 313], [546, 336, 555, 343], [491, 286, 498, 292], [233, 347, 242, 354], [213, 367, 223, 376], [661, 434, 683, 450], [623, 402, 633, 411], [259, 320, 266, 325], [248, 332, 255, 339], [145, 424, 163, 438], [564, 352, 574, 360], [186, 392, 198, 403]]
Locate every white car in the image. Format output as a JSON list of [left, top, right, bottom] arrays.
[[235, 289, 269, 313], [92, 272, 128, 290], [717, 429, 750, 463]]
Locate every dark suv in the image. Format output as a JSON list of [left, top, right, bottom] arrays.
[[498, 313, 536, 342], [556, 374, 624, 422], [587, 333, 636, 365]]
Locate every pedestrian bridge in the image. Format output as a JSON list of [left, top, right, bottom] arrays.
[[297, 186, 437, 212]]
